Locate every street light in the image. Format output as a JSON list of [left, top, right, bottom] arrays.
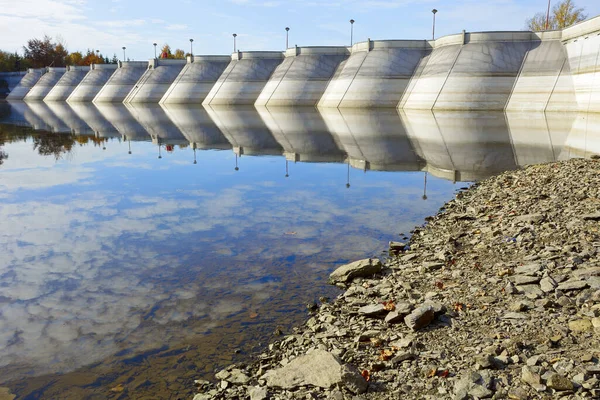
[[233, 33, 237, 52], [189, 38, 194, 55], [153, 43, 157, 58], [349, 19, 355, 46], [122, 46, 126, 62], [545, 0, 551, 30], [285, 27, 290, 49], [432, 9, 438, 40]]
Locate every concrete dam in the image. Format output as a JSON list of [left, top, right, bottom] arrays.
[[2, 14, 600, 111]]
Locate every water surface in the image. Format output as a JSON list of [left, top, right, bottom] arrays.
[[0, 102, 597, 398]]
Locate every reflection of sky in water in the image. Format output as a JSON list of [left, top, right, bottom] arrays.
[[0, 103, 597, 388], [0, 134, 458, 382]]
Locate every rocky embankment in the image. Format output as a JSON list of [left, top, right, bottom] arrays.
[[194, 157, 600, 399]]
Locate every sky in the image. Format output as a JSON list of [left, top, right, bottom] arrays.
[[1, 0, 599, 61]]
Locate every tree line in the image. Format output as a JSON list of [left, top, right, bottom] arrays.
[[0, 36, 189, 73]]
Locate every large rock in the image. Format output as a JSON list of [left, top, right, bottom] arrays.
[[263, 349, 367, 394], [329, 258, 382, 283], [404, 305, 435, 331]]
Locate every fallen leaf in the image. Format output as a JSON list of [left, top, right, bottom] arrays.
[[427, 368, 437, 378], [435, 281, 444, 290], [379, 349, 394, 361], [110, 384, 125, 393], [439, 369, 450, 378], [382, 301, 395, 311], [361, 369, 370, 382], [249, 312, 259, 319]]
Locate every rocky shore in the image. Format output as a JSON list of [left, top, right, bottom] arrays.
[[193, 157, 600, 400]]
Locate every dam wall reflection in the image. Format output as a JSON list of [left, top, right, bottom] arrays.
[[1, 101, 597, 182]]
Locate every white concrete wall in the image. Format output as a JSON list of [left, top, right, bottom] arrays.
[[67, 64, 118, 103], [6, 69, 45, 100], [94, 103, 150, 141], [124, 59, 186, 103], [318, 41, 428, 109], [160, 56, 231, 104], [256, 47, 349, 107], [68, 102, 118, 136], [44, 66, 89, 102], [93, 61, 147, 103], [563, 16, 600, 112], [203, 52, 284, 106], [0, 72, 27, 96], [24, 67, 67, 101]]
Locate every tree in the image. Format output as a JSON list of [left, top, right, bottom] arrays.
[[173, 49, 185, 59], [160, 44, 172, 59], [23, 35, 68, 67], [526, 0, 587, 31], [0, 51, 30, 72], [67, 51, 83, 66]]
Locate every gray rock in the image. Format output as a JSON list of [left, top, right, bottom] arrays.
[[264, 349, 367, 394], [329, 258, 382, 284], [358, 304, 386, 317], [515, 263, 542, 275], [516, 284, 544, 299], [454, 371, 493, 400], [568, 319, 593, 333], [521, 366, 541, 386], [503, 312, 528, 320], [540, 276, 557, 293], [249, 386, 268, 400], [515, 213, 544, 223], [557, 280, 588, 291], [512, 275, 541, 285], [404, 305, 435, 331]]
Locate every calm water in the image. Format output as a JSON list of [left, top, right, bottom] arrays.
[[0, 102, 597, 399]]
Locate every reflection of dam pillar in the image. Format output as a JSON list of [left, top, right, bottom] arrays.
[[26, 101, 72, 133], [319, 40, 429, 108], [256, 46, 349, 107], [93, 61, 147, 103], [505, 111, 573, 165], [68, 64, 118, 103], [161, 104, 231, 150], [125, 103, 188, 146], [256, 106, 345, 162], [44, 66, 89, 102], [67, 103, 118, 138], [561, 113, 600, 159], [24, 68, 67, 101], [44, 102, 93, 134], [402, 110, 516, 181], [5, 101, 50, 130], [94, 103, 151, 142], [320, 108, 421, 171], [160, 56, 231, 104], [203, 52, 284, 106], [204, 106, 283, 156], [124, 59, 187, 103]]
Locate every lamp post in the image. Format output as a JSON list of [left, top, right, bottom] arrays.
[[422, 172, 428, 200], [349, 19, 355, 46], [545, 0, 551, 30], [153, 43, 157, 58], [233, 33, 237, 52], [285, 27, 290, 49], [432, 9, 438, 40], [122, 46, 126, 62], [189, 38, 194, 55]]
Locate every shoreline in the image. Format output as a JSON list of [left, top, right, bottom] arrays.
[[194, 157, 600, 399]]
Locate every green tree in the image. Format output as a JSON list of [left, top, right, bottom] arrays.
[[0, 51, 30, 72], [526, 0, 587, 31]]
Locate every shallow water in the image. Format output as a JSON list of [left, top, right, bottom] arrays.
[[0, 102, 597, 399]]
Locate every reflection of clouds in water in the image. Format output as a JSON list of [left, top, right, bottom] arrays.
[[0, 159, 455, 382]]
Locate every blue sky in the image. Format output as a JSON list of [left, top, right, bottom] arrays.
[[1, 0, 599, 60]]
